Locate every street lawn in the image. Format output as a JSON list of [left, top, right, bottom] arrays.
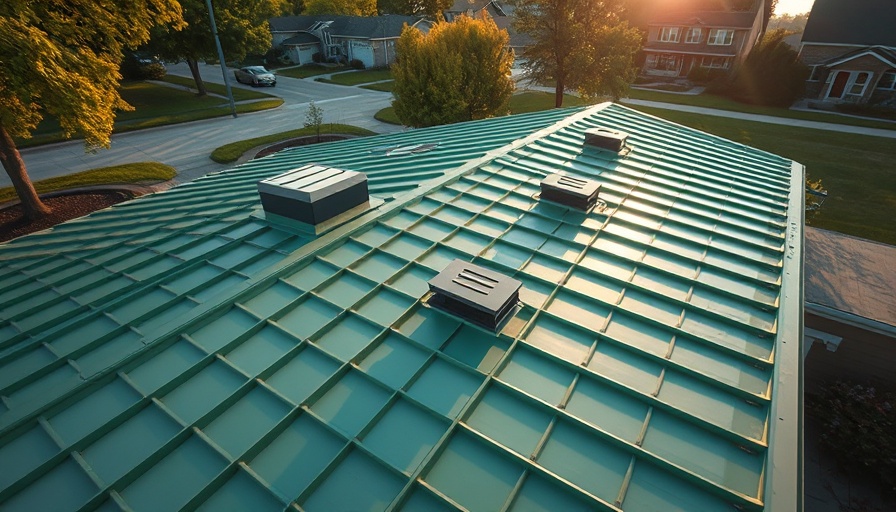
[[630, 105, 896, 245], [361, 81, 394, 92], [508, 91, 590, 113], [18, 83, 284, 148], [161, 75, 275, 101], [624, 89, 896, 131], [317, 69, 393, 86], [0, 163, 176, 203], [210, 124, 377, 163], [276, 65, 349, 79], [374, 91, 590, 125]]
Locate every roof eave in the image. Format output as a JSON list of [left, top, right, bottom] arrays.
[[805, 302, 896, 338]]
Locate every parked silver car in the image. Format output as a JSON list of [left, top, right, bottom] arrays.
[[234, 66, 276, 87]]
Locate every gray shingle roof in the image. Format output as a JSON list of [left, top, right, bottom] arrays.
[[648, 10, 760, 29], [270, 15, 427, 40], [801, 0, 896, 47], [282, 32, 320, 45], [805, 227, 896, 328]]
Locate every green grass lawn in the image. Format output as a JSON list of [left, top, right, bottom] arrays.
[[17, 82, 283, 148], [630, 105, 896, 245], [508, 91, 590, 113], [317, 69, 393, 86], [375, 91, 590, 125], [276, 65, 349, 79], [0, 163, 176, 203], [210, 124, 377, 163], [161, 75, 275, 101], [361, 81, 394, 92], [624, 89, 896, 131]]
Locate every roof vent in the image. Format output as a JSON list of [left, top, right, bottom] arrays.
[[584, 127, 628, 152], [540, 174, 601, 211], [428, 259, 522, 332], [258, 164, 369, 233]]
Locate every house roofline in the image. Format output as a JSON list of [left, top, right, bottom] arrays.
[[800, 41, 896, 49], [648, 22, 753, 30], [825, 50, 896, 68], [805, 303, 896, 338]]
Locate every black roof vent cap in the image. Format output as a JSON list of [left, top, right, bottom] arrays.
[[540, 173, 601, 212], [428, 259, 522, 332], [584, 127, 629, 153]]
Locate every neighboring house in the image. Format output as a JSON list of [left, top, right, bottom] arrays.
[[0, 103, 804, 511], [803, 227, 896, 392], [640, 1, 766, 78], [798, 0, 896, 106], [269, 15, 431, 68], [443, 0, 531, 55], [443, 0, 508, 21]]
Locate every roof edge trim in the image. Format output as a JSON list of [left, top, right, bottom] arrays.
[[763, 159, 805, 512], [805, 303, 896, 338], [825, 50, 896, 69]]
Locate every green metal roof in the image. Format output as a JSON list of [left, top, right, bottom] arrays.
[[0, 103, 803, 511]]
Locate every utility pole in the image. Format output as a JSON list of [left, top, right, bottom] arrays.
[[205, 0, 237, 118]]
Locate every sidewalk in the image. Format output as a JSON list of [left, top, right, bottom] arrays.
[[619, 98, 896, 139], [519, 83, 896, 139]]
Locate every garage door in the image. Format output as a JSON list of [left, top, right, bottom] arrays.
[[349, 42, 374, 68], [297, 45, 317, 65]]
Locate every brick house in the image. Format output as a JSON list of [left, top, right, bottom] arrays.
[[269, 15, 431, 69], [640, 2, 766, 78], [799, 0, 896, 106]]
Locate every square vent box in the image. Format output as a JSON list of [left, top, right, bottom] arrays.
[[540, 174, 601, 211], [258, 164, 369, 231], [584, 127, 628, 152], [428, 259, 522, 332]]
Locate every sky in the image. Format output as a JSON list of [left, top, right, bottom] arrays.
[[774, 0, 815, 15]]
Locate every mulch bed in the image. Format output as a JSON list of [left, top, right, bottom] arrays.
[[254, 135, 349, 159], [0, 136, 351, 244], [0, 191, 134, 243]]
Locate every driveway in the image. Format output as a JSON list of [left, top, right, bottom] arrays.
[[6, 62, 403, 187]]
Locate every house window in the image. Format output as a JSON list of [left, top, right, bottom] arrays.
[[846, 72, 871, 97], [878, 71, 896, 90], [700, 56, 730, 69], [659, 27, 680, 43], [685, 28, 702, 44], [707, 29, 734, 45], [657, 54, 681, 71]]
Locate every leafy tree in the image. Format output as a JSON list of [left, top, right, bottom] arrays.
[[710, 29, 808, 107], [377, 0, 452, 17], [0, 0, 183, 220], [304, 101, 324, 142], [768, 12, 809, 33], [304, 0, 377, 15], [513, 0, 642, 107], [149, 0, 288, 96], [392, 14, 514, 127]]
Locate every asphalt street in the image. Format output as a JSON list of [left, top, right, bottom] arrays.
[[7, 62, 404, 187], [8, 63, 896, 188]]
